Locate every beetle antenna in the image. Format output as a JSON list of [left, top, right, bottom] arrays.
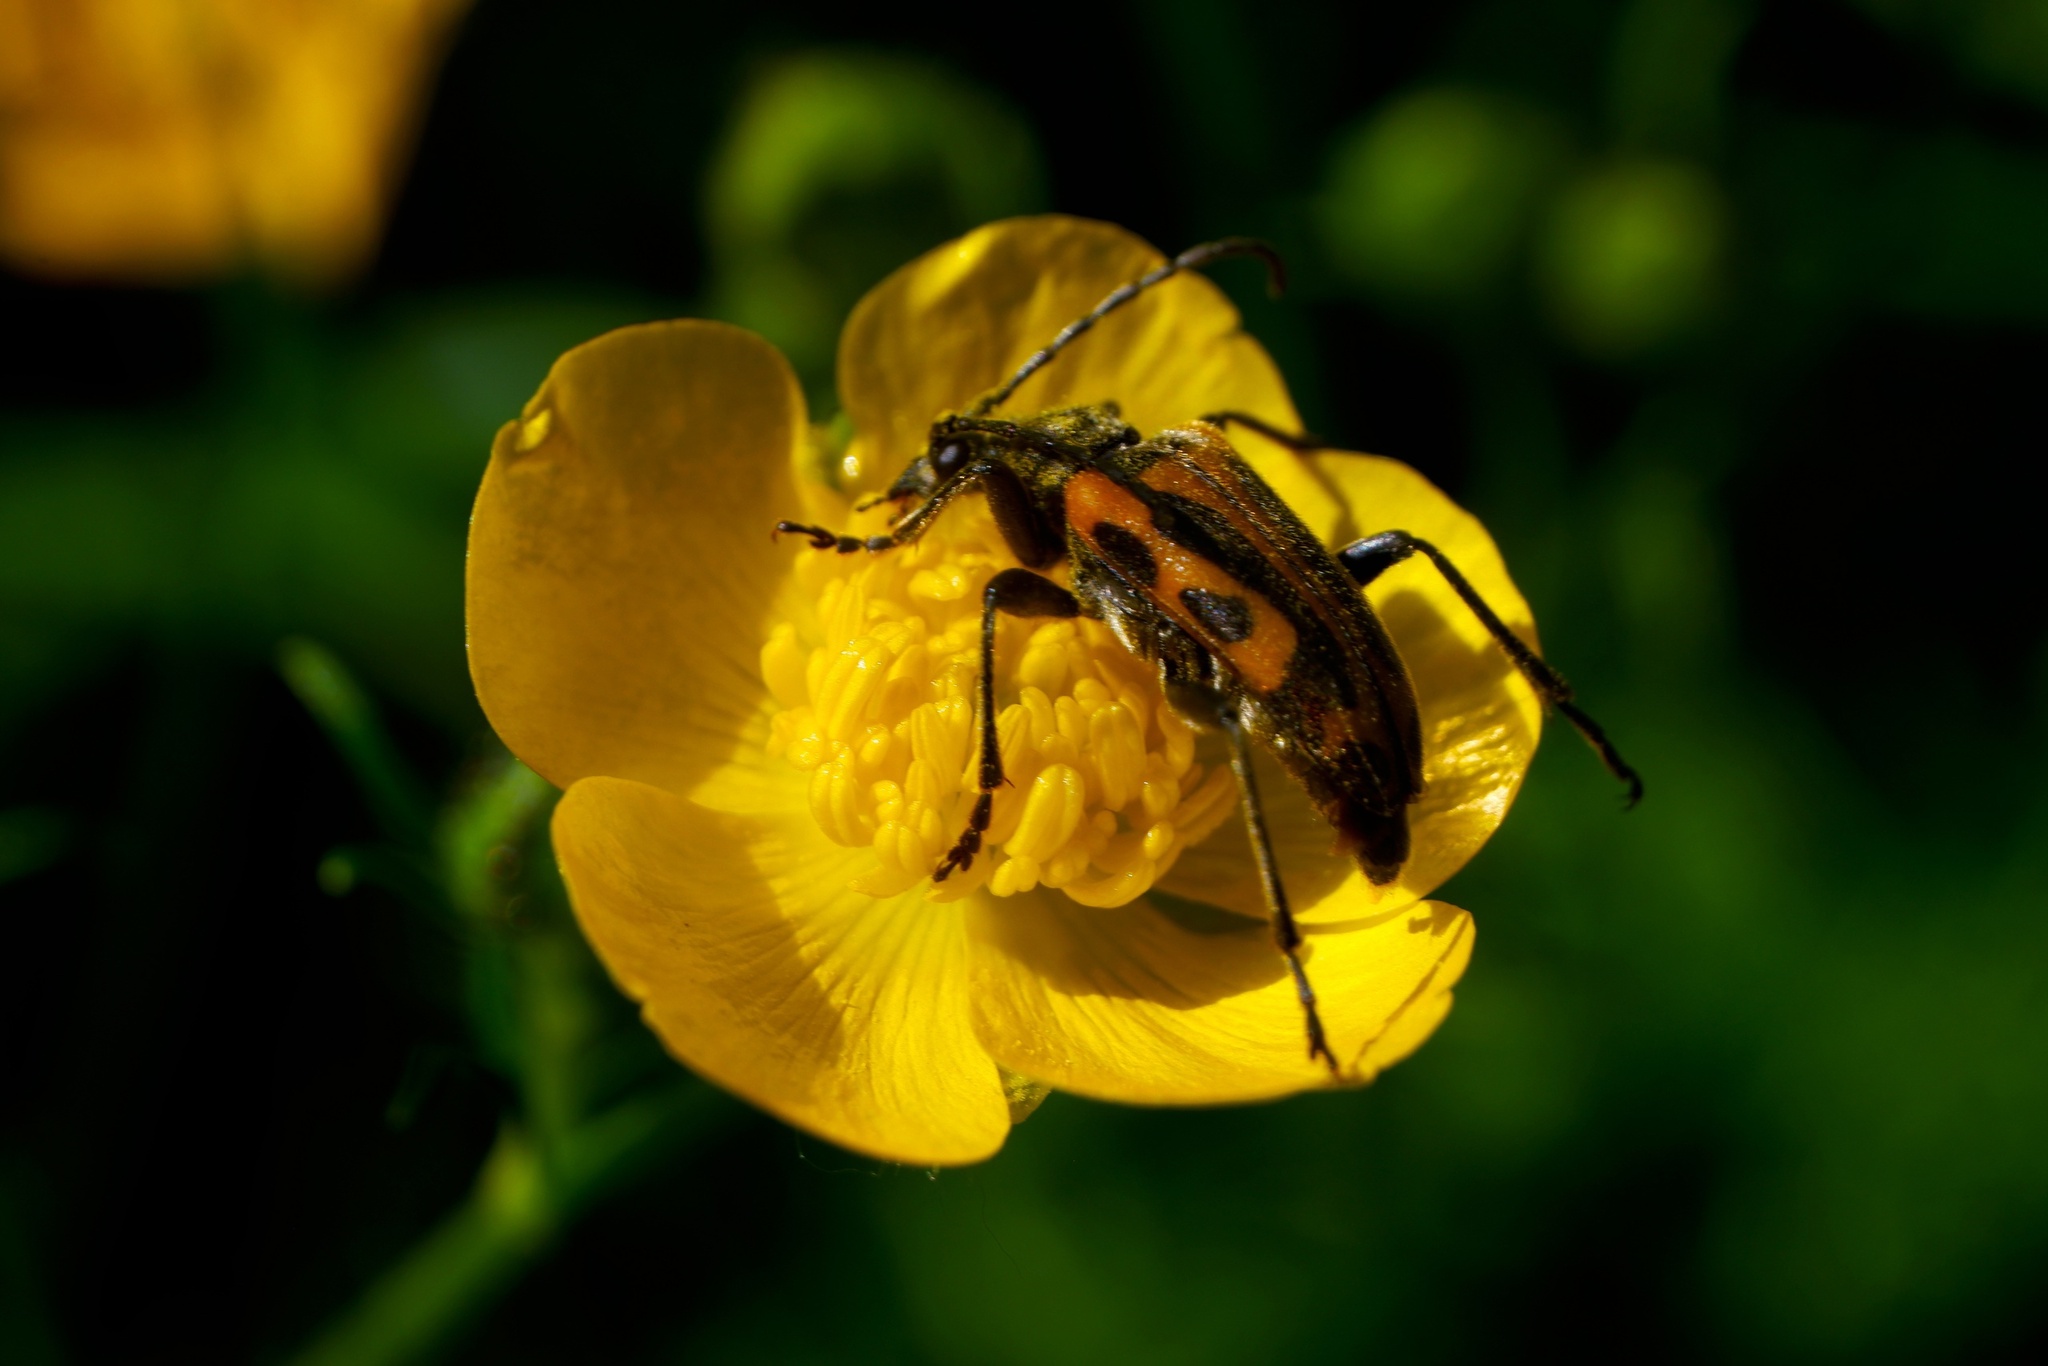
[[971, 237, 1285, 416]]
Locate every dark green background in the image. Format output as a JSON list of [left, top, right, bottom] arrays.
[[5, 0, 2047, 1361]]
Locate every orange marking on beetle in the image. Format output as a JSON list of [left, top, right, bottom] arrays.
[[1140, 440, 1332, 622], [1140, 432, 1406, 767], [1139, 457, 1238, 518], [1064, 470, 1298, 694]]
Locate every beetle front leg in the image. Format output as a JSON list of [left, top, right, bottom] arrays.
[[771, 522, 898, 554], [933, 568, 1081, 881], [775, 460, 1061, 570], [1337, 529, 1643, 805], [772, 465, 978, 555]]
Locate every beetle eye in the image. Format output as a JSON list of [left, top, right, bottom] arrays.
[[933, 441, 967, 477]]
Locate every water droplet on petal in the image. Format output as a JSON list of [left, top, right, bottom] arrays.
[[514, 407, 553, 452]]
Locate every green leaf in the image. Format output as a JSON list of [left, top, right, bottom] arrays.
[[278, 637, 434, 847]]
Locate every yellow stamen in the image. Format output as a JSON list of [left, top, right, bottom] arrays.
[[762, 496, 1240, 908]]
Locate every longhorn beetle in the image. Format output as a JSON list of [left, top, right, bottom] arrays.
[[775, 239, 1640, 1073]]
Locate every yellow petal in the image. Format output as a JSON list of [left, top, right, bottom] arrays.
[[837, 215, 1300, 493], [468, 320, 811, 796], [553, 776, 1010, 1166], [968, 889, 1473, 1103], [1157, 451, 1542, 921]]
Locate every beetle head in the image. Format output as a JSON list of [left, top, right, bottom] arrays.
[[885, 420, 979, 503]]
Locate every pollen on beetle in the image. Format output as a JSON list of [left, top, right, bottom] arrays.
[[761, 496, 1240, 906]]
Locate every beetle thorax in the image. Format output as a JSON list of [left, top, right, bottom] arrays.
[[1004, 403, 1139, 455]]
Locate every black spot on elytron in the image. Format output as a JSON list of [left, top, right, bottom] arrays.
[[1091, 521, 1157, 586], [1180, 587, 1254, 643]]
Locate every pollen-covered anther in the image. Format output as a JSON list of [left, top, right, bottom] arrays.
[[761, 498, 1239, 907]]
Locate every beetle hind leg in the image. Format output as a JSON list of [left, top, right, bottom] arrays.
[[1219, 705, 1340, 1076], [1338, 529, 1643, 805], [933, 569, 1082, 882]]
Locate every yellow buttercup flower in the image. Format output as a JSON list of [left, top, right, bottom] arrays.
[[468, 216, 1543, 1165], [0, 0, 469, 285]]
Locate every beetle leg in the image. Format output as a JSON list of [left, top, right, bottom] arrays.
[[1197, 409, 1329, 451], [774, 462, 1061, 567], [1218, 702, 1338, 1076], [1337, 530, 1644, 806], [770, 521, 894, 554], [773, 464, 985, 553], [976, 461, 1064, 569], [933, 568, 1081, 881]]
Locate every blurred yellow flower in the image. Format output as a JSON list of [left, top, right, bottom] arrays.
[[0, 0, 469, 286], [467, 216, 1544, 1165]]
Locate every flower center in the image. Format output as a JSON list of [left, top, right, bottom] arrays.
[[761, 494, 1240, 906]]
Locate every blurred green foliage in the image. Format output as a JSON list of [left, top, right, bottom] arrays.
[[5, 1, 2048, 1363], [1856, 0, 2048, 104], [704, 50, 1045, 393], [1321, 87, 1568, 304], [1538, 156, 1725, 355]]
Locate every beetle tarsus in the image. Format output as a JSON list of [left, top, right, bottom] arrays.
[[773, 520, 884, 554], [1557, 698, 1644, 806], [1281, 938, 1339, 1074], [932, 570, 1084, 886], [1271, 894, 1339, 1075], [772, 520, 835, 550], [934, 793, 992, 881]]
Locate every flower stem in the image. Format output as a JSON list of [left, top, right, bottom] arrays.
[[284, 1085, 730, 1366], [278, 637, 434, 847]]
